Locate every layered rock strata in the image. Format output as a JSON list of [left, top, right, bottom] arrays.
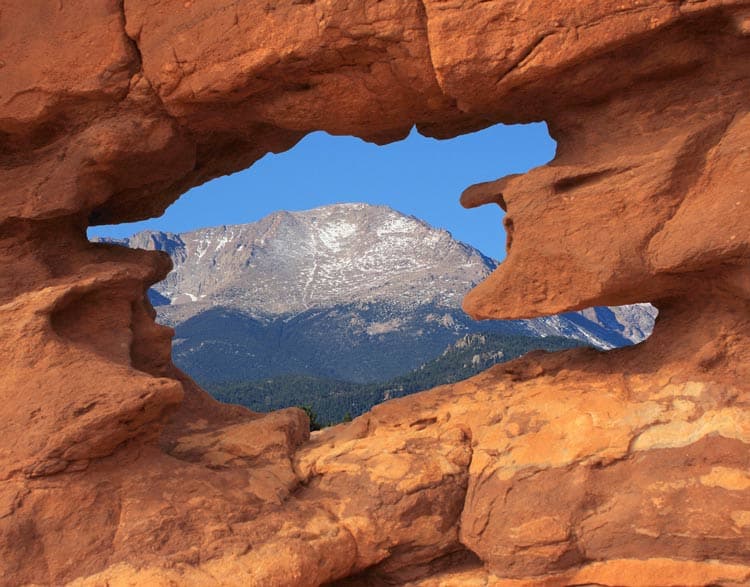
[[0, 0, 748, 585]]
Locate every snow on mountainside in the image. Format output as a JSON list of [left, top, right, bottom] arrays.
[[96, 203, 657, 382], [113, 203, 495, 324]]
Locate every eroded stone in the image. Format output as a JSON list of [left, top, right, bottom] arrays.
[[0, 0, 748, 584]]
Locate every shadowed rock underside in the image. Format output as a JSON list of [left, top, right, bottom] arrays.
[[0, 0, 748, 585]]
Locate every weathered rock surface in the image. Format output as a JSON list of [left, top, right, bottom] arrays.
[[0, 0, 748, 585]]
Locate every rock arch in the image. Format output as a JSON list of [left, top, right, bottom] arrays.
[[0, 1, 748, 584]]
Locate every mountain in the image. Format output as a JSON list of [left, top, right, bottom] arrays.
[[98, 203, 656, 385], [108, 203, 495, 323]]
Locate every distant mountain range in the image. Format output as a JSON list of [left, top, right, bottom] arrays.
[[98, 203, 656, 392]]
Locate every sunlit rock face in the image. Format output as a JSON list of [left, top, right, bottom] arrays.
[[0, 1, 748, 585]]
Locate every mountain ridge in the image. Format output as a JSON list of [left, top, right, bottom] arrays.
[[100, 203, 498, 324], [96, 203, 656, 384]]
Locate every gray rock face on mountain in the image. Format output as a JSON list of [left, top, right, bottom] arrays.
[[119, 203, 495, 324], [99, 203, 656, 383]]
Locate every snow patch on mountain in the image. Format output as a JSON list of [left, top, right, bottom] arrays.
[[97, 203, 656, 349]]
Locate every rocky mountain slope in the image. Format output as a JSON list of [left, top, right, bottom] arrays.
[[115, 203, 494, 321], [101, 204, 656, 383]]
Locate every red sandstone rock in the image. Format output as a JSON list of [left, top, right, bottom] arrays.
[[0, 0, 749, 585]]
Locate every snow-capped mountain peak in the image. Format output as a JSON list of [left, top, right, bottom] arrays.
[[97, 202, 655, 352], [110, 203, 496, 322]]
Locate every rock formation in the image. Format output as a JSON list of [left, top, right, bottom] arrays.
[[0, 0, 748, 585]]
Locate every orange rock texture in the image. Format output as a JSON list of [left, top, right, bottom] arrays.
[[1, 1, 749, 585]]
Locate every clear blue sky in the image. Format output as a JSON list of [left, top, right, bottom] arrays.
[[89, 123, 555, 260]]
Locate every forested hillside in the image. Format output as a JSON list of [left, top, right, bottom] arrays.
[[207, 333, 586, 425]]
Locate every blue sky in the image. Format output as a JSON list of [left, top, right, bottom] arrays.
[[89, 123, 554, 260]]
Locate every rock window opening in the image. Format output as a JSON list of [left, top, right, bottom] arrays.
[[88, 124, 655, 426]]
